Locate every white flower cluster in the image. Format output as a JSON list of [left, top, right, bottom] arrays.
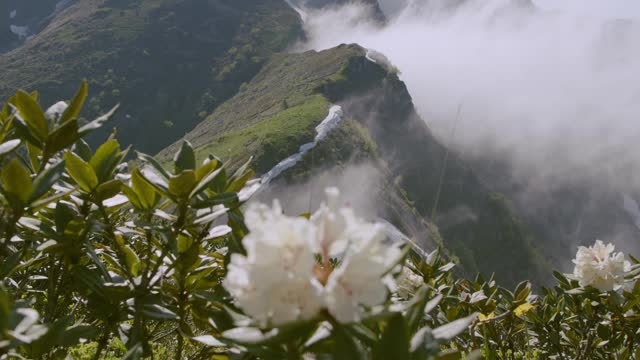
[[223, 188, 401, 326], [573, 240, 631, 292]]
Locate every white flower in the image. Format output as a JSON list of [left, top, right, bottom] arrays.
[[223, 201, 323, 326], [325, 222, 401, 323], [311, 187, 353, 258], [224, 188, 404, 327], [396, 267, 424, 299], [572, 240, 631, 292]]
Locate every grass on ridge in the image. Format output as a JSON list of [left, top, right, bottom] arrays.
[[195, 95, 329, 173]]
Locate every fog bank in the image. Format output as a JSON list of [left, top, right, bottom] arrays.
[[296, 0, 640, 192]]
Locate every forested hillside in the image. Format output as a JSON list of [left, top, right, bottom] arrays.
[[0, 0, 301, 153]]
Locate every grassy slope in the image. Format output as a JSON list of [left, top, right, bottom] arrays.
[[0, 0, 301, 153], [157, 45, 364, 169], [197, 95, 329, 173], [159, 44, 548, 285]]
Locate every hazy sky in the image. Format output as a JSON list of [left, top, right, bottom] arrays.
[[300, 0, 640, 192], [534, 0, 640, 18]]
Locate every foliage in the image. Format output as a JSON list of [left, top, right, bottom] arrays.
[[402, 247, 640, 359], [0, 82, 639, 360], [0, 83, 474, 359]]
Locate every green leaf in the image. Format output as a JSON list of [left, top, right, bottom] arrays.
[[131, 168, 158, 209], [59, 80, 87, 125], [60, 324, 98, 346], [222, 327, 272, 345], [405, 286, 429, 333], [192, 335, 226, 347], [409, 326, 432, 354], [78, 104, 119, 136], [223, 321, 316, 347], [90, 139, 121, 182], [227, 169, 255, 193], [0, 139, 20, 156], [190, 168, 223, 198], [30, 189, 73, 212], [122, 245, 141, 277], [142, 304, 178, 320], [374, 313, 409, 360], [0, 286, 11, 333], [195, 158, 219, 181], [192, 192, 238, 209], [13, 119, 43, 151], [514, 281, 531, 302], [343, 323, 377, 347], [11, 90, 48, 141], [29, 160, 65, 203], [1, 157, 33, 205], [96, 179, 122, 202], [332, 324, 365, 360], [174, 141, 196, 173], [64, 152, 98, 192], [0, 251, 21, 279], [193, 206, 228, 225], [73, 267, 106, 298], [432, 314, 477, 340], [177, 234, 194, 254], [169, 170, 197, 198], [44, 119, 79, 156], [137, 168, 174, 202], [26, 142, 41, 170], [74, 139, 92, 161], [425, 293, 444, 314], [121, 185, 143, 209], [137, 152, 170, 179], [553, 271, 571, 288]]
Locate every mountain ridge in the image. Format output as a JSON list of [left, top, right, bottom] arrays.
[[158, 43, 549, 285]]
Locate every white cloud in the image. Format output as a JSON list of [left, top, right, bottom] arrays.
[[534, 0, 640, 18], [297, 0, 640, 191]]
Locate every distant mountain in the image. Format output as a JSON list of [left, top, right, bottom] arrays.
[[0, 0, 72, 53], [0, 0, 302, 153]]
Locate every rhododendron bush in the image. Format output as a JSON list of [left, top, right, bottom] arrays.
[[0, 84, 639, 359]]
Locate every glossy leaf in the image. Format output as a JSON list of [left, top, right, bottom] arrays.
[[1, 157, 32, 205], [78, 104, 119, 136], [64, 151, 98, 192], [59, 80, 87, 124], [174, 141, 196, 173], [11, 90, 48, 141]]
